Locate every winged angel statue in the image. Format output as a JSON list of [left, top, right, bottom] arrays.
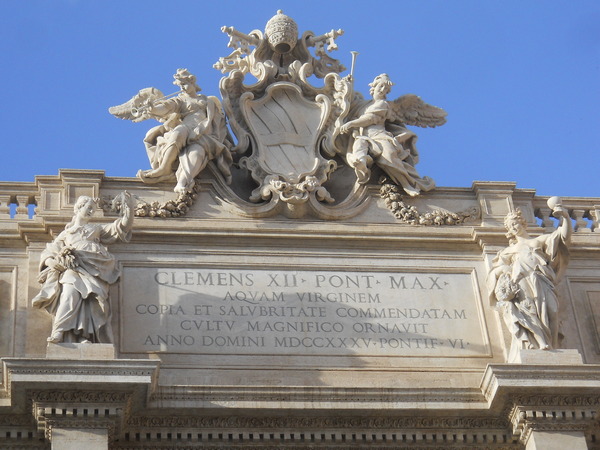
[[109, 69, 233, 193], [339, 74, 446, 196]]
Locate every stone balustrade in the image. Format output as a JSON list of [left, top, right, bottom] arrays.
[[534, 196, 600, 233], [0, 182, 38, 219], [0, 177, 598, 235]]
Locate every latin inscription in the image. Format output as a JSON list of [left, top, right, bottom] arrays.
[[121, 269, 486, 357]]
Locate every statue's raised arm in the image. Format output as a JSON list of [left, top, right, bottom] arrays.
[[108, 87, 170, 123]]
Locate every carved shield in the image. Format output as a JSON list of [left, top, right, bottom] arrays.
[[241, 82, 330, 184]]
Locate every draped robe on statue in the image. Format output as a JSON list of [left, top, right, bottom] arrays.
[[32, 220, 131, 343], [487, 226, 569, 358], [347, 99, 435, 196]]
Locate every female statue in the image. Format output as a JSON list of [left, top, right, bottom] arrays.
[[32, 192, 135, 344], [487, 200, 572, 358]]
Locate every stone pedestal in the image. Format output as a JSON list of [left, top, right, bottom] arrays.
[[46, 343, 115, 359], [52, 427, 108, 450], [512, 348, 584, 365], [525, 430, 588, 450]]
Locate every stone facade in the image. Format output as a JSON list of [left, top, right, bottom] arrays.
[[0, 169, 599, 449], [1, 10, 600, 450]]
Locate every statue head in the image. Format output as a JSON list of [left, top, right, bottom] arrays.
[[265, 10, 298, 54], [73, 196, 98, 221], [504, 208, 528, 241], [369, 74, 393, 98], [173, 68, 201, 93]]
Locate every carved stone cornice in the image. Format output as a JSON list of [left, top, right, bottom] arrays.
[[127, 414, 509, 430], [0, 357, 159, 446], [481, 364, 600, 445], [480, 363, 600, 408], [508, 397, 599, 445], [117, 413, 520, 449], [29, 389, 134, 439], [34, 402, 125, 443], [112, 443, 520, 450]]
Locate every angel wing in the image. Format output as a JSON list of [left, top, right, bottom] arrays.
[[108, 87, 165, 123], [389, 94, 447, 128]]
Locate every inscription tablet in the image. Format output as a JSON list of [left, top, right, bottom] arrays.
[[120, 268, 489, 357]]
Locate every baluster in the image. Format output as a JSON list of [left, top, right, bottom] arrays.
[[0, 195, 11, 218], [535, 206, 555, 231], [590, 206, 599, 232], [15, 195, 30, 218], [31, 195, 38, 217], [571, 209, 590, 233]]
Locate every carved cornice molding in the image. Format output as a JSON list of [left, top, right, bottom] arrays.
[[31, 390, 133, 443], [127, 414, 508, 430], [29, 390, 131, 404], [0, 357, 159, 429], [512, 394, 600, 408], [0, 414, 35, 426], [480, 363, 600, 405], [2, 358, 158, 390], [121, 414, 519, 449], [112, 443, 520, 450], [2, 358, 157, 377], [36, 406, 124, 442], [509, 399, 599, 445]]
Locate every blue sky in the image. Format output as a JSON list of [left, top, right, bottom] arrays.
[[1, 1, 598, 197]]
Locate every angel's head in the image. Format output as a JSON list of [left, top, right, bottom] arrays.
[[369, 74, 393, 99], [173, 68, 201, 95]]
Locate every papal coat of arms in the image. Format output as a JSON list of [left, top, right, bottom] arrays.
[[110, 10, 448, 219]]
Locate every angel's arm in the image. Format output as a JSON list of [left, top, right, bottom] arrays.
[[145, 98, 179, 119], [341, 113, 379, 133], [108, 87, 167, 123]]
